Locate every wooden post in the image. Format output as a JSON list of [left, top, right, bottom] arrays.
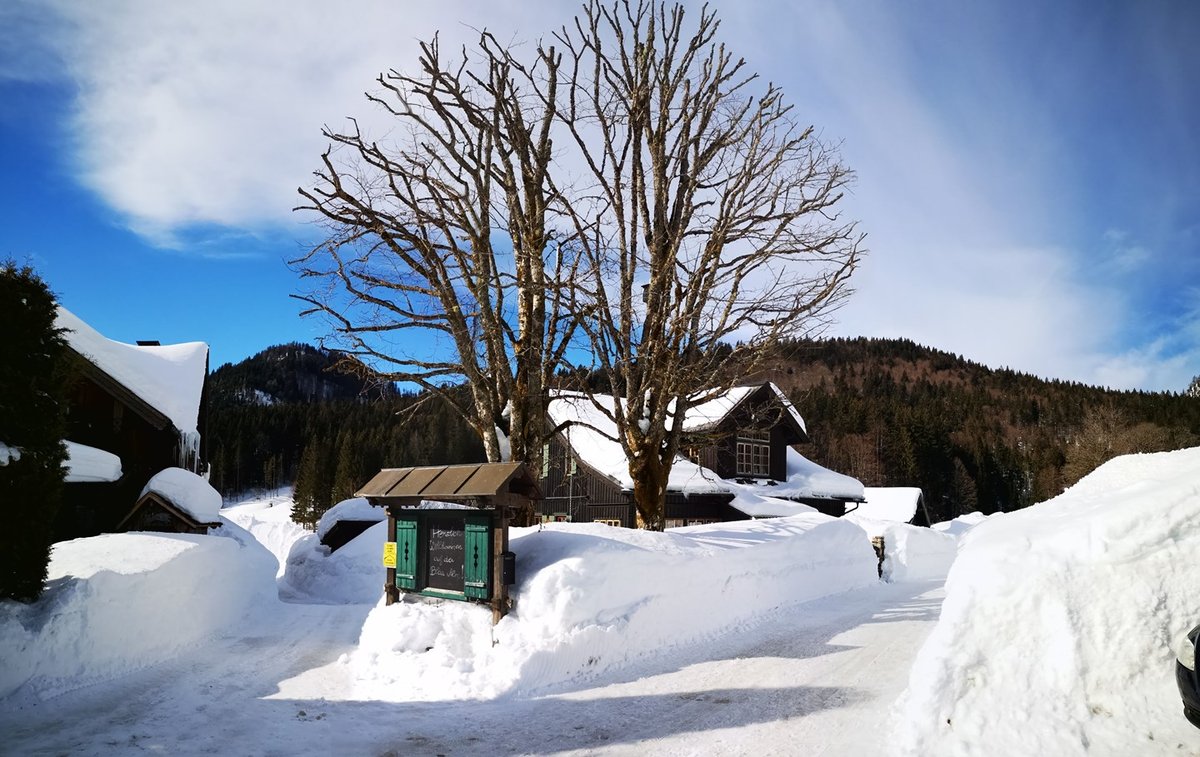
[[385, 511, 399, 605], [492, 507, 508, 624]]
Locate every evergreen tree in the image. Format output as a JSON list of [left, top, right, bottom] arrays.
[[331, 433, 360, 504], [291, 436, 334, 529], [0, 262, 69, 601], [290, 440, 320, 529]]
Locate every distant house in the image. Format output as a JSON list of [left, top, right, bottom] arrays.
[[116, 468, 222, 535], [317, 497, 388, 553], [54, 307, 209, 538], [540, 382, 865, 528], [846, 487, 931, 527]]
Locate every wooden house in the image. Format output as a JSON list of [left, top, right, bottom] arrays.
[[540, 383, 865, 528], [54, 307, 209, 539]]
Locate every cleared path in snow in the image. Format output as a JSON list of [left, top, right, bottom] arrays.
[[0, 578, 941, 756]]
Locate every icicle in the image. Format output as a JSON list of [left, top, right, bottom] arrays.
[[177, 430, 202, 473]]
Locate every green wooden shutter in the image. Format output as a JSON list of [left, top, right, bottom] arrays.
[[395, 519, 419, 590], [463, 517, 491, 599]]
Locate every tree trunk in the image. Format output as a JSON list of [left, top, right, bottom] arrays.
[[630, 453, 668, 530]]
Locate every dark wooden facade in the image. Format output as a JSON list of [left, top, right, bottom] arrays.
[[539, 432, 636, 526], [684, 383, 809, 484], [56, 343, 209, 540]]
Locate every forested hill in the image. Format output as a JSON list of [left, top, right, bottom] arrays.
[[762, 338, 1200, 522], [208, 343, 398, 405], [206, 344, 481, 506], [205, 338, 1200, 525]]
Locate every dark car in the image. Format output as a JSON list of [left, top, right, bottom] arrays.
[[1176, 623, 1200, 726]]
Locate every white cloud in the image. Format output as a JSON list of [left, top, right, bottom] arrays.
[[35, 0, 561, 243]]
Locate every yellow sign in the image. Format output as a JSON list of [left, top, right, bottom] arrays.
[[382, 541, 397, 568]]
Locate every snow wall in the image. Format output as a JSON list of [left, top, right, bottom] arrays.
[[894, 447, 1200, 754]]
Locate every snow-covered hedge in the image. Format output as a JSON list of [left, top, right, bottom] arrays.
[[894, 447, 1200, 753], [0, 521, 276, 702], [348, 513, 878, 700]]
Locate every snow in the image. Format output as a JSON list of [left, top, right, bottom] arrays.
[[739, 447, 865, 504], [852, 486, 922, 521], [315, 496, 385, 541], [7, 447, 1200, 754], [55, 306, 208, 435], [2, 440, 123, 482], [0, 442, 19, 466], [895, 447, 1200, 754], [350, 513, 878, 701], [0, 522, 276, 704], [930, 509, 991, 537], [222, 489, 308, 577], [725, 485, 818, 518], [281, 521, 389, 604], [64, 440, 122, 483], [139, 467, 222, 524]]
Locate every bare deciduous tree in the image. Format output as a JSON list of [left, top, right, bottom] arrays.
[[295, 1, 862, 531], [293, 33, 582, 523], [545, 1, 863, 528]]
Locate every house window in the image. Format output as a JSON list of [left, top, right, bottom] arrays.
[[595, 519, 622, 527], [736, 428, 771, 477]]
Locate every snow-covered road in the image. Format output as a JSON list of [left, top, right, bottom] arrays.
[[0, 579, 941, 756]]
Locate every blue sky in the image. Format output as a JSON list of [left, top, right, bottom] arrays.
[[2, 0, 1197, 390]]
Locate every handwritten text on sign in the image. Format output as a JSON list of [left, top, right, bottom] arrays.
[[426, 518, 465, 591]]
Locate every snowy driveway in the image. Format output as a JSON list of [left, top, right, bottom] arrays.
[[0, 580, 941, 756]]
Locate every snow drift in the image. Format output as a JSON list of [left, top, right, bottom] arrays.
[[894, 447, 1200, 754], [349, 513, 879, 701], [0, 521, 276, 703], [846, 515, 960, 583]]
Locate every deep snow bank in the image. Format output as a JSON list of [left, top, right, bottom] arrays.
[[845, 516, 959, 583], [281, 521, 388, 604], [0, 521, 276, 703], [349, 513, 878, 701], [894, 448, 1200, 754], [222, 492, 308, 578]]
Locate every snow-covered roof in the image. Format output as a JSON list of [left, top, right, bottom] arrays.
[[139, 467, 222, 525], [734, 448, 865, 504], [546, 392, 730, 495], [55, 307, 208, 435], [316, 497, 387, 540], [850, 487, 922, 522], [65, 441, 123, 483], [682, 382, 807, 436], [726, 489, 818, 518]]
